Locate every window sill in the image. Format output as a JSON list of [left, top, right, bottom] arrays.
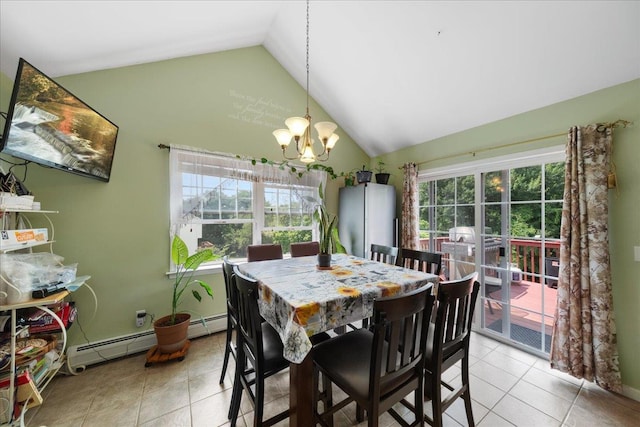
[[166, 262, 223, 279]]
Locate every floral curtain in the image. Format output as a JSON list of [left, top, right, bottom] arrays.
[[401, 163, 420, 250], [549, 125, 622, 392]]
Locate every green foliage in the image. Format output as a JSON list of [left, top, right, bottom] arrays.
[[375, 159, 387, 174], [169, 235, 217, 325], [308, 183, 347, 254], [418, 162, 565, 240], [236, 154, 359, 185]]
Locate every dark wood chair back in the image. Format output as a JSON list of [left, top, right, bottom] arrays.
[[313, 285, 435, 426], [425, 272, 480, 427], [219, 257, 240, 383], [229, 265, 290, 426], [290, 241, 320, 257], [396, 248, 443, 275], [247, 243, 283, 262], [370, 243, 399, 265]]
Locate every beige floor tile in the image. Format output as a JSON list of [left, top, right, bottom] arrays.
[[469, 374, 507, 409], [482, 350, 534, 378], [520, 367, 581, 402], [189, 366, 231, 404], [138, 405, 191, 427], [579, 380, 640, 413], [477, 411, 516, 426], [469, 360, 520, 392], [138, 378, 190, 424], [493, 394, 561, 427], [491, 342, 543, 366], [82, 404, 140, 427], [191, 390, 237, 427], [509, 379, 572, 421], [566, 386, 640, 427], [445, 396, 489, 426]]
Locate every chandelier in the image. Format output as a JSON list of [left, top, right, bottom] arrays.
[[272, 0, 338, 163]]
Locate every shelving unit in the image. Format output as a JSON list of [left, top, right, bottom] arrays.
[[1, 292, 69, 426], [0, 208, 84, 426]]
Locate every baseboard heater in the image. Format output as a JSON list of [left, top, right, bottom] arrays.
[[67, 314, 226, 371]]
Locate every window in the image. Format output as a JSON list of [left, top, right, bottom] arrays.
[[169, 146, 325, 269]]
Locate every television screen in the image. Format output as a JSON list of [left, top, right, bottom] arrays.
[[1, 58, 118, 182]]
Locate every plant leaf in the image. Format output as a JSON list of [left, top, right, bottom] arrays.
[[191, 289, 202, 302], [184, 249, 215, 270], [171, 235, 189, 265]]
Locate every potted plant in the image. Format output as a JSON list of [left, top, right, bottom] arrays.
[[374, 160, 391, 184], [356, 165, 373, 184], [153, 235, 216, 354], [310, 184, 347, 268], [339, 169, 357, 186]]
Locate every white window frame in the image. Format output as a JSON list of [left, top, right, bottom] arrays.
[[168, 145, 325, 272]]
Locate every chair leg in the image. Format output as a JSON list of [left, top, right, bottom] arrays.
[[461, 357, 475, 427], [254, 372, 265, 427], [220, 317, 233, 383], [431, 370, 443, 427], [228, 368, 242, 425], [313, 368, 334, 427]]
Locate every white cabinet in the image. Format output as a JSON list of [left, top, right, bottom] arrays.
[[0, 208, 84, 426]]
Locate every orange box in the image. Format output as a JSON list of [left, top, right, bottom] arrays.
[[0, 228, 48, 249]]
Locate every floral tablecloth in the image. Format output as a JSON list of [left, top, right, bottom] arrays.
[[238, 254, 437, 363]]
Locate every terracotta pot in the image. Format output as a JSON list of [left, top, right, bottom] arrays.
[[153, 313, 190, 354], [317, 253, 332, 268]]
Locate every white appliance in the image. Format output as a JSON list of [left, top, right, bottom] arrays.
[[338, 183, 396, 258]]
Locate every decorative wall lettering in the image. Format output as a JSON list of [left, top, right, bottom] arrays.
[[228, 89, 292, 128]]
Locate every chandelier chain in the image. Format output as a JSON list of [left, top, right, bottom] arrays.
[[306, 0, 310, 114]]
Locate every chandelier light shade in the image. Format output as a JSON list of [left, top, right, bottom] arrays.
[[273, 0, 338, 164]]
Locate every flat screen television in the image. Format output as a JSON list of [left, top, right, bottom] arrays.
[[1, 58, 118, 182]]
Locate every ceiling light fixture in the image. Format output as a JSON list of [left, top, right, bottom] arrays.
[[273, 0, 338, 164]]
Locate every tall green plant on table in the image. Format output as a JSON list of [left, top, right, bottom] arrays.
[[152, 235, 217, 356], [312, 183, 347, 268]]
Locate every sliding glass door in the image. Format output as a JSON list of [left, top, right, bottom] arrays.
[[418, 149, 564, 356]]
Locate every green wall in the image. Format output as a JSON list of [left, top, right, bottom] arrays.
[[376, 78, 640, 394], [0, 46, 368, 349]]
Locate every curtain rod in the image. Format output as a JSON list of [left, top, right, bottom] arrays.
[[157, 143, 241, 160], [409, 119, 633, 168]]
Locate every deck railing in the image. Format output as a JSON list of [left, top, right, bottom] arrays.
[[419, 237, 560, 285]]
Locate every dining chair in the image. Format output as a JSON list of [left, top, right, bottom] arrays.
[[396, 248, 443, 276], [290, 241, 320, 257], [424, 272, 480, 427], [369, 243, 399, 265], [312, 285, 435, 427], [346, 243, 399, 331], [228, 266, 290, 427], [247, 243, 283, 262], [219, 257, 239, 384]]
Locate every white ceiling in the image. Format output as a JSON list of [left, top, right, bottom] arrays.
[[1, 1, 639, 157]]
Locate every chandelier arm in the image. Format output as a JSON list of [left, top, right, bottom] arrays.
[[281, 146, 304, 161]]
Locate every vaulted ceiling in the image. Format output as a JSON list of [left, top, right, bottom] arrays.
[[1, 1, 638, 157]]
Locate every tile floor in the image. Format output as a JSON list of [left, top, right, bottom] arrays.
[[25, 331, 640, 427]]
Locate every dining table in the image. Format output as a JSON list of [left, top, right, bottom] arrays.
[[237, 253, 439, 426]]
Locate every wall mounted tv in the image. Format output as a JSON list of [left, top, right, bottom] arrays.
[[1, 58, 118, 182]]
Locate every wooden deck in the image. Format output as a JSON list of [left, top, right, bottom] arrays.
[[482, 278, 557, 352]]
